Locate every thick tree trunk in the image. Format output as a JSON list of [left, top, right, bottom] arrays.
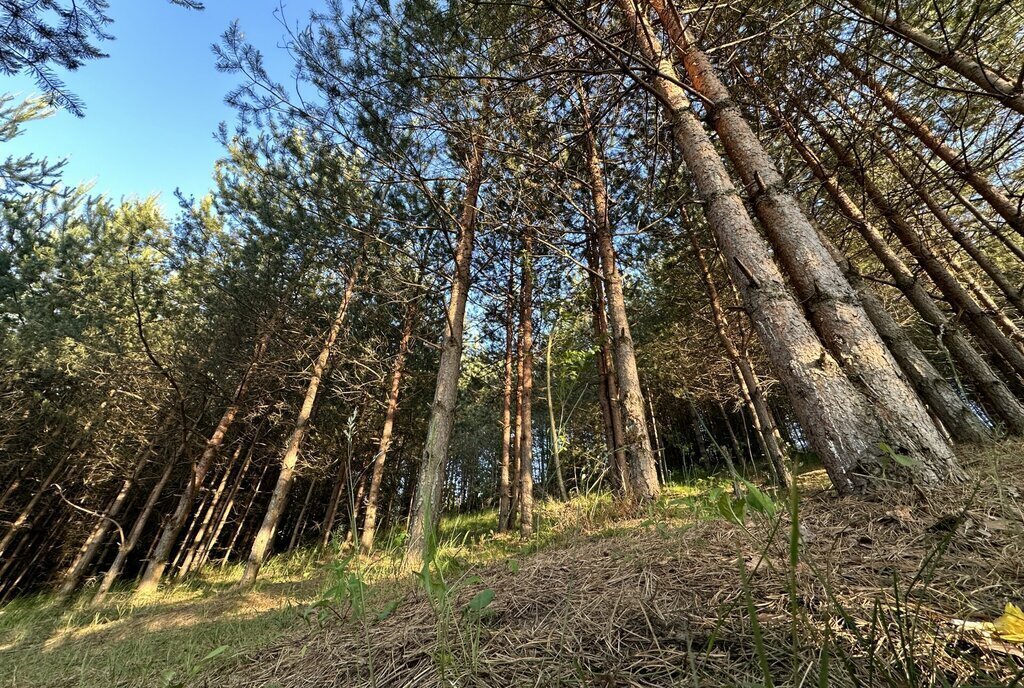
[[238, 262, 360, 587], [497, 258, 516, 531], [649, 0, 959, 480], [360, 296, 418, 552], [837, 53, 1024, 237], [842, 0, 1024, 115], [580, 94, 660, 505], [805, 98, 1024, 381], [766, 100, 997, 442], [614, 0, 953, 492], [404, 119, 485, 570], [518, 227, 536, 538]]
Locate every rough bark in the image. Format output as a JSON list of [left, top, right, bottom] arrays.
[[518, 226, 536, 538], [765, 100, 997, 442], [649, 0, 959, 481], [690, 234, 791, 485], [614, 0, 939, 493], [584, 230, 628, 495], [805, 97, 1024, 381], [580, 92, 660, 505]]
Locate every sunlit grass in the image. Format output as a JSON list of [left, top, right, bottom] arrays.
[[0, 477, 726, 687]]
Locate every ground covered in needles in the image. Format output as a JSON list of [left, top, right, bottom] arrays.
[[219, 445, 1024, 687], [2, 444, 1023, 688]]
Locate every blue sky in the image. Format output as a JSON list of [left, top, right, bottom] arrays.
[[3, 0, 323, 207]]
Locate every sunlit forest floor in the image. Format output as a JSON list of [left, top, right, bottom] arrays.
[[2, 445, 1022, 687]]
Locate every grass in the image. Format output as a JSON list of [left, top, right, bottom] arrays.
[[0, 476, 734, 688], [7, 450, 1021, 687]]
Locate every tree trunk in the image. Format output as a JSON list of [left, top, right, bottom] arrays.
[[190, 431, 258, 572], [580, 91, 660, 505], [287, 479, 316, 553], [545, 312, 569, 500], [497, 256, 516, 531], [93, 439, 182, 604], [238, 261, 361, 587], [649, 0, 959, 480], [360, 295, 418, 552], [690, 233, 792, 485], [57, 436, 156, 599], [0, 455, 68, 558], [584, 230, 628, 495], [765, 98, 999, 441], [804, 96, 1024, 381], [518, 227, 536, 538], [842, 0, 1024, 115], [404, 115, 485, 570], [221, 462, 269, 568], [136, 321, 276, 595], [176, 442, 242, 578], [612, 0, 953, 492], [837, 53, 1024, 238]]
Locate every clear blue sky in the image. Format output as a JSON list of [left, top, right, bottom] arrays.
[[3, 0, 323, 206]]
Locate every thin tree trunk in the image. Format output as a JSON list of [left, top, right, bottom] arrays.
[[545, 312, 568, 500], [518, 227, 536, 538], [190, 431, 258, 572], [57, 437, 155, 598], [136, 322, 276, 595], [404, 112, 485, 570], [238, 261, 361, 587], [177, 442, 242, 578], [610, 0, 946, 493], [0, 455, 68, 558], [287, 479, 316, 553], [221, 462, 269, 568], [92, 439, 182, 604], [803, 96, 1024, 381], [649, 0, 959, 479], [508, 324, 524, 529], [585, 230, 628, 495], [320, 458, 348, 549], [579, 92, 660, 505], [360, 295, 418, 552], [497, 256, 516, 531], [690, 233, 791, 485], [842, 0, 1024, 115], [838, 53, 1024, 236]]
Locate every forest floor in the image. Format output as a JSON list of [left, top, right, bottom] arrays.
[[1, 445, 1023, 687]]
